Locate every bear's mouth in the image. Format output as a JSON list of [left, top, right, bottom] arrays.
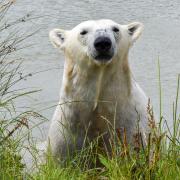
[[94, 54, 113, 61]]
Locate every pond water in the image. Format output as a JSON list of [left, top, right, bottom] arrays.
[[7, 0, 180, 140]]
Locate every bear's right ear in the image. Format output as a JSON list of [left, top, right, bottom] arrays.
[[127, 22, 144, 43], [49, 29, 66, 49]]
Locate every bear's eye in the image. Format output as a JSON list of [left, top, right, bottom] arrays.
[[80, 30, 88, 35], [112, 27, 119, 33]]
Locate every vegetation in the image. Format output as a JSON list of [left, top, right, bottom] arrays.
[[0, 1, 180, 179]]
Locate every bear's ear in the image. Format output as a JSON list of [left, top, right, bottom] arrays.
[[127, 22, 143, 43], [49, 29, 66, 49]]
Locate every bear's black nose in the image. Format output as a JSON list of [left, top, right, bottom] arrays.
[[94, 37, 112, 52]]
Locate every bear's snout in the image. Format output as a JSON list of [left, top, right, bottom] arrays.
[[94, 37, 112, 53], [92, 36, 114, 62]]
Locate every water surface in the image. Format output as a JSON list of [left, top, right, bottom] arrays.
[[7, 0, 180, 138]]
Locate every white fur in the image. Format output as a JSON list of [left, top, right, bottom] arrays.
[[47, 19, 149, 159]]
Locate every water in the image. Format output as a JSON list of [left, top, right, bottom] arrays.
[[7, 0, 180, 139]]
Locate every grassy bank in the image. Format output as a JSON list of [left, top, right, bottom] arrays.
[[0, 1, 180, 180]]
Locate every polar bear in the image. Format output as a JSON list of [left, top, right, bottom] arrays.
[[48, 19, 149, 159]]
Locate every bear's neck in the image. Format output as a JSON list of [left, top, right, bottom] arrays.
[[60, 55, 132, 107]]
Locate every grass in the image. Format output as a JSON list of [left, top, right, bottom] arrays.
[[0, 1, 180, 179]]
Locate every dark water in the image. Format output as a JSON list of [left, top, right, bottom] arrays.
[[7, 0, 180, 139]]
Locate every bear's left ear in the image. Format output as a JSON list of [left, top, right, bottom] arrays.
[[127, 22, 144, 43], [49, 28, 66, 50]]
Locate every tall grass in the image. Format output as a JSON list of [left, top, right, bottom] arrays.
[[0, 1, 45, 179]]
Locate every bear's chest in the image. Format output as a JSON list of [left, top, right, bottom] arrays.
[[85, 102, 117, 137]]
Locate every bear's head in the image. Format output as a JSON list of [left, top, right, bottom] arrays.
[[49, 19, 143, 66]]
